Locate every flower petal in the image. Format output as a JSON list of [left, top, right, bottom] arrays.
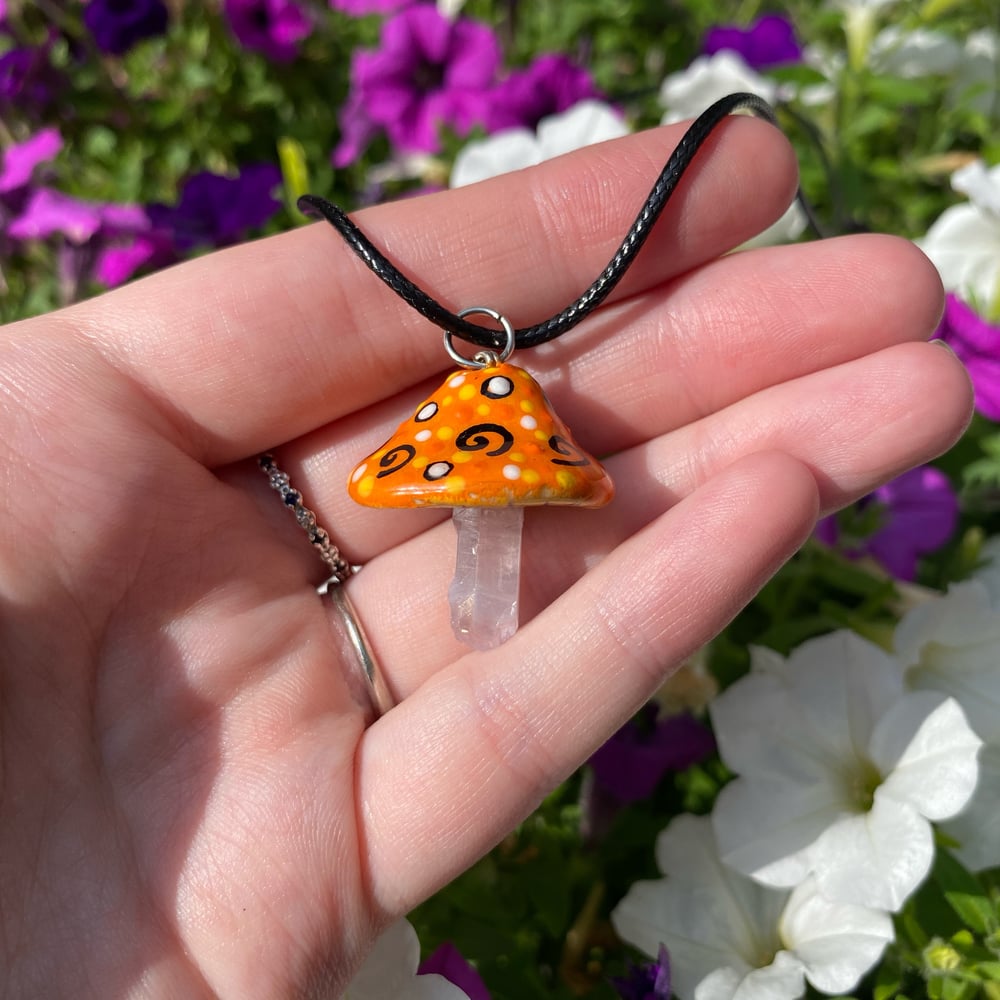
[[778, 878, 892, 994], [713, 775, 844, 888], [807, 799, 933, 910], [941, 743, 1000, 871], [873, 694, 981, 821], [895, 581, 1000, 744]]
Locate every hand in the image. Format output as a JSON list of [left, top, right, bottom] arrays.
[[0, 118, 971, 998]]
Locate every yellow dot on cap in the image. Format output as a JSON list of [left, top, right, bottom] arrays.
[[413, 456, 428, 470], [358, 476, 376, 498], [445, 475, 466, 494], [476, 403, 491, 416], [451, 451, 472, 464], [520, 399, 534, 413], [522, 469, 540, 486], [436, 426, 454, 441], [351, 463, 368, 483], [458, 384, 476, 401], [556, 470, 577, 491], [535, 429, 548, 442]]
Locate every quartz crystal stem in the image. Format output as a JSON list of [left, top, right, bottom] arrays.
[[448, 505, 524, 650]]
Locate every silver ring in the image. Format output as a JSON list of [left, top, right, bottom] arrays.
[[320, 578, 395, 721], [443, 306, 516, 369]]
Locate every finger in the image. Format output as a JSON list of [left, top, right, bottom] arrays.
[[355, 450, 819, 914], [236, 233, 945, 564], [346, 339, 971, 689], [59, 118, 799, 462]]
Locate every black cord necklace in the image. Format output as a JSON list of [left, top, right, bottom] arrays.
[[298, 91, 820, 353], [308, 92, 818, 649]]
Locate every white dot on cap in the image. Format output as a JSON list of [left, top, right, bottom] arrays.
[[351, 463, 367, 483], [448, 374, 466, 388], [520, 414, 537, 430], [415, 429, 432, 441], [502, 464, 521, 481]]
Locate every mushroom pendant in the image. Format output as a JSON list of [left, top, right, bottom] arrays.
[[347, 309, 614, 649]]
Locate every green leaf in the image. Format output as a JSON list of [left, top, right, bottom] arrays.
[[874, 961, 904, 1000], [933, 849, 995, 935]]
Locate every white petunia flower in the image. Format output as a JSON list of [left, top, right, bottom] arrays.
[[737, 202, 807, 250], [658, 52, 778, 126], [895, 580, 1000, 870], [917, 159, 1000, 314], [344, 918, 472, 999], [869, 26, 963, 78], [829, 0, 897, 70], [971, 536, 1000, 606], [611, 815, 893, 1000], [949, 30, 999, 118], [938, 744, 1000, 872], [450, 100, 628, 188], [895, 581, 1000, 744], [710, 632, 981, 911], [436, 0, 465, 20]]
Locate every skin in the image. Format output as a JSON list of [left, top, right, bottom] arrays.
[[0, 118, 973, 998]]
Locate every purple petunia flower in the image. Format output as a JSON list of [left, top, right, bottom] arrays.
[[702, 14, 802, 70], [83, 0, 170, 56], [589, 704, 715, 804], [333, 5, 500, 165], [224, 0, 312, 62], [0, 42, 61, 118], [816, 465, 959, 580], [330, 0, 409, 14], [146, 163, 283, 251], [94, 164, 282, 287], [418, 942, 490, 999], [610, 944, 671, 1000], [934, 293, 1000, 421], [484, 53, 604, 133]]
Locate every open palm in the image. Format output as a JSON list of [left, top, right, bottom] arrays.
[[0, 120, 971, 998]]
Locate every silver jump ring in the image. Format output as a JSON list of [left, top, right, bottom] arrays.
[[443, 307, 516, 369], [258, 453, 394, 721]]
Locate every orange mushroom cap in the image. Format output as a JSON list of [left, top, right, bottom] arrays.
[[348, 362, 614, 509]]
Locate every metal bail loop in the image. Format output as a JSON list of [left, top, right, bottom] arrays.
[[443, 307, 516, 369]]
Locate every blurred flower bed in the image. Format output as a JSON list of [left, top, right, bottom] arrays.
[[4, 0, 1000, 997]]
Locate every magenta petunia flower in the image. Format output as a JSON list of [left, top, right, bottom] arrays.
[[83, 0, 169, 56], [484, 53, 603, 133], [7, 188, 117, 243], [702, 14, 802, 70], [333, 5, 500, 165], [223, 0, 312, 62], [611, 944, 672, 1000], [418, 942, 490, 999], [934, 293, 1000, 421], [816, 465, 959, 580], [0, 127, 61, 195], [330, 0, 409, 14]]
